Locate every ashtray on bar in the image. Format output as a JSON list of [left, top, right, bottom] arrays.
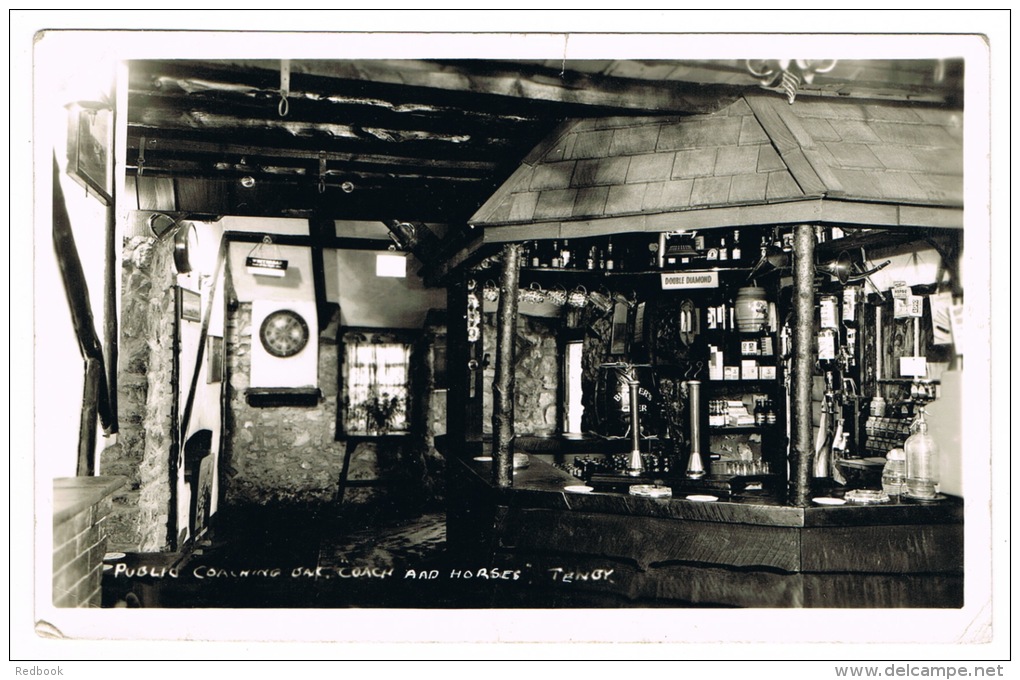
[[629, 484, 672, 499], [845, 489, 891, 504]]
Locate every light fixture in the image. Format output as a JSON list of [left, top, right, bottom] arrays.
[[246, 236, 288, 278], [147, 212, 178, 239], [376, 252, 407, 278], [746, 59, 838, 104]]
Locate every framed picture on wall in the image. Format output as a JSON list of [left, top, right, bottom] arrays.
[[66, 103, 114, 206], [179, 288, 202, 323], [207, 336, 223, 383]]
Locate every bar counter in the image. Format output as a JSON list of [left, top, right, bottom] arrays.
[[439, 436, 964, 608]]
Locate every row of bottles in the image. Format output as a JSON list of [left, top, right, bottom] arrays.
[[560, 452, 676, 480], [525, 237, 641, 272], [816, 287, 861, 371], [522, 228, 786, 273], [708, 397, 776, 428]]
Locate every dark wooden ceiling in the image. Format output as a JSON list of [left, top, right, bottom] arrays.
[[125, 57, 963, 248]]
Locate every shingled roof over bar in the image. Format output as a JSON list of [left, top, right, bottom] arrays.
[[470, 94, 963, 232]]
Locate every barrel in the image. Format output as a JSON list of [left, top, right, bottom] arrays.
[[735, 286, 769, 333], [592, 363, 660, 439]]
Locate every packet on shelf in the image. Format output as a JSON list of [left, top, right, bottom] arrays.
[[726, 400, 754, 426]]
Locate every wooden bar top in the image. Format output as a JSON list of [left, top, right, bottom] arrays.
[[442, 438, 963, 529]]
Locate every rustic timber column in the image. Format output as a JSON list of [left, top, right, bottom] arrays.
[[790, 224, 816, 506], [492, 243, 522, 488], [446, 278, 470, 450]]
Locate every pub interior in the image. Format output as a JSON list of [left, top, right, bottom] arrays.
[[41, 49, 977, 614]]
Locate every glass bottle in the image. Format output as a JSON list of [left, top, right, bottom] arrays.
[[560, 239, 572, 269], [754, 398, 766, 426], [551, 240, 562, 268], [882, 447, 907, 497], [905, 408, 939, 499], [605, 239, 615, 271]]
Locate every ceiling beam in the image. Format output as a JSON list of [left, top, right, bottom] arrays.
[[125, 133, 504, 174], [133, 58, 744, 115]]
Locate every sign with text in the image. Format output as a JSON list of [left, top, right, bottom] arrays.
[[660, 270, 719, 290]]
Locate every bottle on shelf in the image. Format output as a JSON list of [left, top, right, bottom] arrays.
[[551, 240, 562, 269], [719, 236, 728, 261], [605, 239, 615, 271], [560, 239, 572, 269], [731, 229, 742, 262], [904, 408, 939, 499], [648, 238, 660, 269], [754, 398, 766, 426], [586, 244, 597, 271], [529, 241, 541, 269], [765, 398, 777, 426]]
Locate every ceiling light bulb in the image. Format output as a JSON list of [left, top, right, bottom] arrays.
[[241, 176, 256, 188]]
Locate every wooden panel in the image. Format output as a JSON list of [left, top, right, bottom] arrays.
[[625, 152, 675, 184], [604, 183, 648, 215], [713, 144, 761, 177], [690, 176, 733, 206], [529, 160, 577, 191], [648, 179, 695, 211], [497, 508, 803, 572], [609, 125, 662, 156], [897, 205, 963, 228], [728, 173, 769, 204], [800, 523, 964, 574], [533, 189, 578, 220], [672, 147, 719, 178], [572, 186, 610, 218], [819, 200, 902, 227], [765, 171, 804, 201], [571, 157, 631, 188], [802, 572, 963, 608]]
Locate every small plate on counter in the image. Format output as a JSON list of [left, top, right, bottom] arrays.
[[629, 484, 672, 499], [473, 454, 530, 468], [563, 485, 594, 494], [686, 494, 718, 503], [812, 497, 847, 506]]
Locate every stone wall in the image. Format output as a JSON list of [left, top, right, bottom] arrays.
[[222, 303, 345, 508], [100, 236, 176, 552], [482, 313, 560, 436]]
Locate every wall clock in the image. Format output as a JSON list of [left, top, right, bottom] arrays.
[[173, 222, 199, 274], [259, 309, 310, 358]]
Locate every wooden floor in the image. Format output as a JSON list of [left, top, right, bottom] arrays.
[[104, 509, 594, 609]]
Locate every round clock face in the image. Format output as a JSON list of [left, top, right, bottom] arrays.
[[259, 309, 310, 358], [173, 223, 199, 274]]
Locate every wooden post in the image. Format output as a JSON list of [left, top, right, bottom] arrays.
[[77, 358, 101, 476], [492, 243, 522, 488], [446, 278, 469, 451], [790, 224, 817, 506], [308, 215, 333, 332], [103, 199, 119, 434]]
